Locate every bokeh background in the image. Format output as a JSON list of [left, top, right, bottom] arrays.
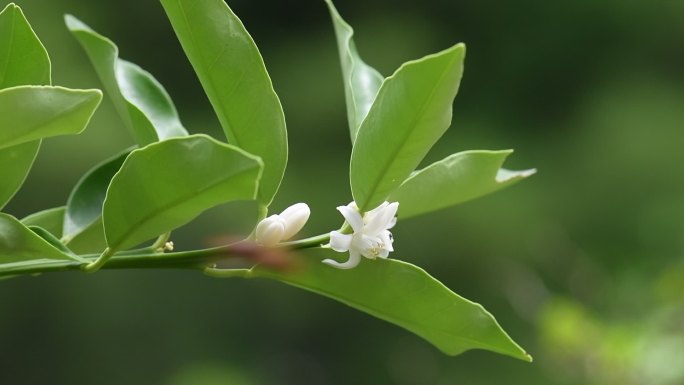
[[2, 0, 684, 384]]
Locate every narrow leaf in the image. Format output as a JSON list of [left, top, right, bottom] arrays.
[[0, 3, 50, 88], [0, 85, 102, 149], [351, 44, 466, 211], [252, 248, 531, 361], [28, 226, 84, 262], [0, 141, 39, 209], [21, 206, 65, 238], [389, 150, 536, 219], [324, 0, 383, 140], [103, 134, 263, 251], [0, 213, 74, 264], [65, 15, 188, 145], [63, 149, 130, 242], [161, 0, 287, 205]]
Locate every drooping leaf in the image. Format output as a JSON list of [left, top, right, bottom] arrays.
[[0, 3, 50, 88], [63, 149, 131, 242], [250, 248, 531, 361], [28, 226, 84, 261], [0, 85, 102, 149], [161, 0, 287, 206], [389, 150, 536, 219], [0, 3, 50, 209], [65, 15, 188, 145], [0, 142, 40, 209], [351, 44, 466, 211], [324, 0, 383, 141], [21, 206, 65, 237], [0, 213, 76, 264], [102, 134, 263, 251]]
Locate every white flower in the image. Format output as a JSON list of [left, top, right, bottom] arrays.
[[324, 201, 398, 269], [255, 203, 310, 246]]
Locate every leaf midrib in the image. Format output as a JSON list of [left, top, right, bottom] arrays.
[[355, 50, 460, 211]]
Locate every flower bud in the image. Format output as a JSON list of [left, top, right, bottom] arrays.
[[255, 215, 286, 246], [279, 203, 311, 240]]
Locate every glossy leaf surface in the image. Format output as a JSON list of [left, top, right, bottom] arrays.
[[251, 248, 531, 361], [389, 150, 536, 219], [0, 3, 50, 88], [63, 149, 130, 242], [0, 85, 102, 149], [161, 0, 287, 205], [103, 135, 262, 251], [351, 44, 465, 211], [325, 0, 383, 140], [0, 213, 74, 264], [0, 3, 49, 209], [0, 142, 39, 209], [65, 15, 188, 145]]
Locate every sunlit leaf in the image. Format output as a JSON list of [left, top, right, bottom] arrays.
[[324, 0, 383, 141], [351, 44, 465, 211], [103, 134, 263, 251], [0, 3, 50, 209], [250, 248, 532, 361], [63, 149, 130, 242], [0, 3, 50, 88], [389, 150, 536, 219], [0, 85, 102, 149], [161, 0, 287, 205], [0, 213, 75, 264], [66, 15, 188, 145]]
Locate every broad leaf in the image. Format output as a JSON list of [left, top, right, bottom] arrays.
[[0, 85, 102, 149], [351, 44, 465, 211], [251, 248, 531, 361], [161, 0, 287, 205], [63, 149, 130, 242], [324, 0, 383, 141], [103, 134, 262, 251], [21, 206, 65, 238], [389, 150, 536, 219], [0, 3, 50, 209], [0, 142, 40, 209], [0, 213, 75, 264], [65, 15, 188, 145], [0, 3, 50, 87]]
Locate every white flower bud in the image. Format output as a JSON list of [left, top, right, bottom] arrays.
[[279, 203, 311, 240], [255, 215, 286, 246]]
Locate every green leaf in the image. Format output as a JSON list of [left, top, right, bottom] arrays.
[[0, 85, 102, 149], [0, 141, 39, 209], [0, 213, 75, 264], [103, 134, 263, 251], [27, 226, 84, 262], [324, 0, 383, 141], [351, 44, 466, 211], [65, 15, 188, 145], [389, 150, 536, 219], [161, 0, 287, 206], [251, 248, 531, 361], [0, 3, 50, 88], [21, 206, 65, 237], [0, 3, 51, 209], [63, 149, 130, 242]]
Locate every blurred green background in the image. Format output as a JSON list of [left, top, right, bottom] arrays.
[[2, 0, 684, 384]]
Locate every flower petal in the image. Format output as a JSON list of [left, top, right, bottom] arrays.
[[280, 203, 310, 240], [337, 205, 364, 233], [329, 231, 352, 252], [255, 215, 286, 246], [365, 201, 399, 234], [322, 249, 361, 269]]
